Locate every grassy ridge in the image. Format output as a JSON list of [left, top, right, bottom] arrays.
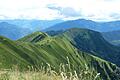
[[0, 31, 119, 79], [55, 28, 120, 66]]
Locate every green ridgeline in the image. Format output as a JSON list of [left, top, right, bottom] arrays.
[[55, 28, 120, 66], [0, 31, 119, 80]]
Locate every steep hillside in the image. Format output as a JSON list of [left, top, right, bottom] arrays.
[[44, 19, 120, 32], [0, 36, 33, 69], [55, 28, 120, 66], [0, 32, 119, 79]]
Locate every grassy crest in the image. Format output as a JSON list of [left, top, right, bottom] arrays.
[[55, 28, 120, 66], [0, 29, 120, 80]]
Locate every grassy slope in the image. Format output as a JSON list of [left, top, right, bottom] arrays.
[[55, 28, 120, 66], [0, 31, 119, 80]]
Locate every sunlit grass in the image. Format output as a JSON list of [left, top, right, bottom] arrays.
[[0, 57, 101, 80], [0, 67, 101, 80]]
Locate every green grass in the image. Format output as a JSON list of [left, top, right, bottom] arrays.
[[0, 67, 61, 80], [0, 30, 120, 80], [18, 31, 48, 43], [55, 28, 120, 66], [0, 62, 102, 80]]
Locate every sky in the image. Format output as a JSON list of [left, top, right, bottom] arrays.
[[0, 0, 120, 21]]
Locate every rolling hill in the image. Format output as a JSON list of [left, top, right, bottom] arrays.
[[0, 30, 120, 79], [44, 19, 120, 32]]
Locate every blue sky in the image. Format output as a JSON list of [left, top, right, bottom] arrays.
[[0, 0, 120, 21]]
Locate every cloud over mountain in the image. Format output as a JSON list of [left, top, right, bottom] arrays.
[[0, 0, 120, 21]]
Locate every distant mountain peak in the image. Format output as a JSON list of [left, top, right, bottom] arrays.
[[44, 18, 120, 32]]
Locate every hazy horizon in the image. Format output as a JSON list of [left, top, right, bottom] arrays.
[[0, 0, 120, 22]]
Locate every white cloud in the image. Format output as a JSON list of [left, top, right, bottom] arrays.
[[0, 0, 120, 21]]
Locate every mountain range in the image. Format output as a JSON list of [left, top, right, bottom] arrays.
[[0, 22, 32, 40], [0, 28, 120, 80], [44, 19, 120, 48], [1, 19, 120, 41], [44, 19, 120, 32], [0, 19, 63, 40], [0, 19, 63, 30]]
